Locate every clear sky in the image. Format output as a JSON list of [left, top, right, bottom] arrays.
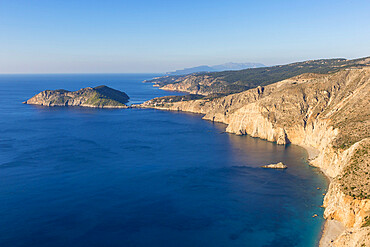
[[1, 0, 369, 73]]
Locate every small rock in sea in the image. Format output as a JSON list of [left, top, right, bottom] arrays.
[[261, 162, 287, 169], [312, 214, 318, 218]]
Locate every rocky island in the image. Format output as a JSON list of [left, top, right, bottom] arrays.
[[24, 85, 130, 108], [141, 60, 370, 246]]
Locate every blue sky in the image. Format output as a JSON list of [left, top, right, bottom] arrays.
[[0, 0, 369, 73]]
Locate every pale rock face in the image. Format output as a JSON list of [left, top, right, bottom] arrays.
[[225, 103, 289, 144], [332, 226, 370, 247], [324, 181, 370, 228], [142, 68, 370, 245]]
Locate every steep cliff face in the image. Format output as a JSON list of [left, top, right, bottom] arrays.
[[24, 85, 129, 108], [142, 68, 370, 246]]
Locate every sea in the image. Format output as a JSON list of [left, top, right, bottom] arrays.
[[0, 74, 327, 247]]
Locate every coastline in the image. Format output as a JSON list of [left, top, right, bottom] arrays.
[[319, 220, 345, 247], [141, 68, 370, 246], [301, 145, 345, 247], [24, 102, 128, 109], [301, 143, 342, 247]]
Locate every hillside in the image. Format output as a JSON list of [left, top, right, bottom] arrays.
[[141, 68, 370, 246], [147, 56, 370, 95], [23, 85, 130, 108]]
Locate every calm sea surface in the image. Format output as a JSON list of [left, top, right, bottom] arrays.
[[0, 74, 327, 247]]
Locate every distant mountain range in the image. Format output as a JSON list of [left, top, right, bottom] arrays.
[[166, 62, 265, 75]]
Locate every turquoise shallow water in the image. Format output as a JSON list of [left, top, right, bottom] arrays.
[[0, 74, 327, 247]]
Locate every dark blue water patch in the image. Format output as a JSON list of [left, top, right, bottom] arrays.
[[0, 74, 327, 247]]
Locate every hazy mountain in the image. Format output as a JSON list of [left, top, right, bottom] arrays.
[[211, 62, 265, 71], [166, 62, 265, 75]]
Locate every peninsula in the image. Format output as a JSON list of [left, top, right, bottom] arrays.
[[24, 85, 130, 108], [147, 57, 370, 95]]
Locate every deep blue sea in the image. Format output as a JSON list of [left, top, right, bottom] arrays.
[[0, 74, 327, 247]]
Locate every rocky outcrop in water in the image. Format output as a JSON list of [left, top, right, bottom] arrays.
[[141, 68, 370, 246], [24, 85, 129, 108], [261, 162, 287, 169]]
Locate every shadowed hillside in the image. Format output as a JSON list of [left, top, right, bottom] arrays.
[[147, 57, 370, 95]]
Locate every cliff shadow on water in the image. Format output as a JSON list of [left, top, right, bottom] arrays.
[[155, 109, 329, 246]]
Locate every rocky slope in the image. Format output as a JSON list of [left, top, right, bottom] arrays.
[[141, 68, 370, 246], [24, 85, 130, 108], [147, 56, 370, 95]]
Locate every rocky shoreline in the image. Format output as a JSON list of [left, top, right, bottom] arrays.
[[24, 85, 130, 108], [140, 68, 370, 246]]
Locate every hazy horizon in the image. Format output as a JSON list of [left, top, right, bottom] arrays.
[[0, 55, 368, 75], [1, 0, 370, 73]]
